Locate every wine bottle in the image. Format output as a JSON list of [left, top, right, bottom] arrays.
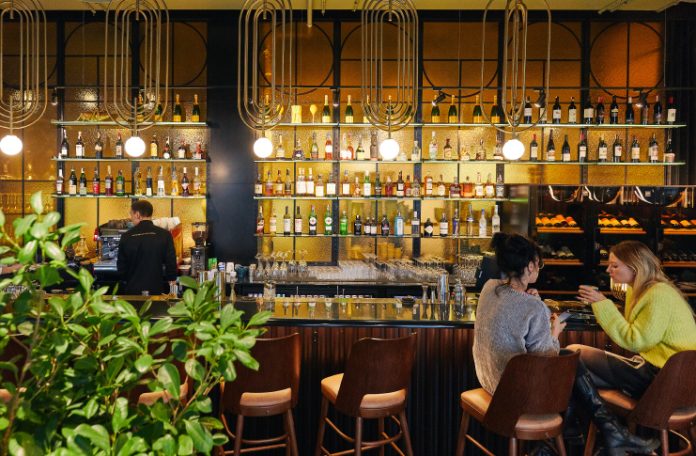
[[523, 96, 533, 123], [353, 214, 362, 236], [256, 206, 265, 234], [75, 131, 84, 158], [294, 207, 303, 235], [94, 132, 104, 159], [491, 205, 501, 234], [546, 130, 556, 161], [562, 134, 571, 162], [439, 212, 448, 237], [648, 134, 659, 163], [530, 134, 539, 161], [640, 96, 650, 125], [324, 205, 333, 235], [667, 96, 677, 124], [608, 96, 619, 124], [568, 97, 577, 124], [380, 214, 390, 236], [363, 172, 372, 197], [324, 133, 333, 160], [92, 167, 100, 195], [162, 137, 172, 159], [479, 209, 488, 238], [68, 168, 77, 195], [630, 136, 641, 163], [104, 166, 113, 196], [153, 96, 163, 122], [310, 132, 319, 160], [150, 134, 159, 158], [578, 131, 587, 162], [653, 95, 663, 124], [490, 95, 501, 123], [598, 135, 608, 162], [115, 169, 125, 196], [60, 129, 69, 158], [472, 95, 483, 123], [448, 95, 458, 123], [180, 168, 190, 196], [177, 139, 187, 159], [612, 134, 623, 162], [322, 94, 332, 123], [309, 205, 318, 235], [191, 94, 201, 122], [664, 137, 675, 163], [583, 98, 594, 124], [431, 95, 441, 123], [396, 171, 405, 197], [552, 96, 562, 124], [79, 168, 87, 196], [283, 207, 292, 235], [173, 94, 183, 122], [345, 95, 354, 123], [269, 212, 277, 234], [254, 173, 263, 196], [423, 218, 434, 237], [596, 97, 605, 124], [443, 138, 453, 160], [625, 96, 635, 124], [56, 169, 64, 195]]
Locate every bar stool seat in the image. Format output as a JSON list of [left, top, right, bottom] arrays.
[[239, 388, 292, 415], [598, 390, 696, 428], [321, 373, 407, 414], [461, 388, 564, 439]]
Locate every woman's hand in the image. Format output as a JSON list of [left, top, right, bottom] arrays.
[[578, 285, 606, 304], [526, 288, 540, 297], [551, 313, 566, 339]]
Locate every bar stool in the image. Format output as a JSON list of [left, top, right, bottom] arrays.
[[217, 333, 301, 455], [583, 350, 696, 456], [314, 334, 417, 456], [456, 351, 579, 456]]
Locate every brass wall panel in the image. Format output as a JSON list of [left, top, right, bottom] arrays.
[[525, 22, 581, 60], [173, 199, 207, 250], [170, 22, 208, 87], [590, 23, 629, 93], [628, 22, 662, 89], [424, 22, 498, 60], [294, 24, 334, 88]]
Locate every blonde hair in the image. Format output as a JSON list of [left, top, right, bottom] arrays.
[[610, 241, 682, 303]]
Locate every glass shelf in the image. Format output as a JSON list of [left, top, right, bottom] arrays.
[[595, 161, 685, 166], [254, 196, 335, 200], [422, 159, 507, 164], [276, 122, 339, 127], [51, 120, 208, 128], [254, 195, 507, 202], [255, 159, 684, 167], [254, 233, 492, 239], [272, 122, 686, 129], [52, 194, 206, 199], [52, 157, 208, 163]]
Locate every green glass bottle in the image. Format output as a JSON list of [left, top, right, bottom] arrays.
[[115, 170, 125, 196], [339, 210, 348, 235]]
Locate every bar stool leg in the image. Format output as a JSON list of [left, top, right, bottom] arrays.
[[555, 435, 567, 456], [314, 398, 329, 456], [456, 412, 470, 456], [688, 423, 696, 454], [584, 423, 597, 456], [661, 429, 670, 456], [234, 415, 244, 455], [355, 417, 363, 456], [284, 409, 299, 456], [509, 437, 518, 456], [377, 418, 385, 456], [398, 410, 414, 456]]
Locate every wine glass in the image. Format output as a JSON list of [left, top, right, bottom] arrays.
[[309, 104, 318, 123], [610, 278, 628, 302]]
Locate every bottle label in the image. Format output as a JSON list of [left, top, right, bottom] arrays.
[[315, 186, 325, 197], [69, 183, 77, 194], [530, 145, 538, 159], [439, 222, 448, 236], [342, 183, 350, 195], [484, 186, 495, 198], [599, 146, 608, 160], [255, 184, 262, 195], [425, 225, 433, 235], [553, 109, 562, 121], [61, 146, 68, 156], [649, 145, 658, 160], [668, 109, 676, 122], [363, 184, 371, 197], [475, 186, 484, 197], [579, 145, 587, 159], [306, 182, 315, 195], [524, 107, 532, 119], [294, 219, 302, 233], [395, 219, 404, 236], [256, 221, 264, 233], [496, 185, 505, 199], [115, 145, 122, 157], [546, 149, 555, 161], [325, 217, 333, 227], [269, 219, 277, 233], [631, 146, 640, 160], [568, 110, 577, 123], [296, 182, 306, 195], [283, 219, 292, 233], [76, 145, 83, 156], [425, 182, 433, 194], [614, 146, 622, 157], [584, 108, 594, 120], [56, 182, 63, 194]]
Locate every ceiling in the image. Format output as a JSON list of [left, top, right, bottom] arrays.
[[42, 0, 686, 11]]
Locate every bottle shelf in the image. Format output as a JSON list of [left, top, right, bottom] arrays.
[[52, 157, 208, 163], [0, 179, 54, 183], [255, 159, 684, 167], [51, 120, 208, 128], [542, 258, 583, 266], [598, 227, 646, 235], [254, 195, 507, 202], [273, 122, 686, 129], [254, 233, 492, 239], [52, 194, 206, 200], [662, 261, 696, 268], [663, 229, 696, 236], [255, 196, 335, 200], [594, 161, 684, 167], [536, 227, 584, 234]]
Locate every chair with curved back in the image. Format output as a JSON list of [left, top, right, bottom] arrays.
[[217, 333, 301, 455], [314, 333, 417, 456], [583, 350, 696, 456], [456, 351, 580, 456]]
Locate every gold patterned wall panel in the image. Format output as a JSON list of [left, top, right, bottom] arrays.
[[628, 22, 662, 89], [294, 23, 334, 89]]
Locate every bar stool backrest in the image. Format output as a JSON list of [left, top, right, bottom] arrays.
[[335, 333, 417, 417], [483, 351, 579, 437], [0, 337, 26, 384], [220, 333, 301, 414], [630, 350, 696, 429]]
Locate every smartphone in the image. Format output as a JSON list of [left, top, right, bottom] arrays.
[[557, 311, 573, 323]]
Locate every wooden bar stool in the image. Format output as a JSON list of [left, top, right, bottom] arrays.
[[583, 350, 696, 456], [314, 334, 417, 456], [456, 351, 579, 456], [217, 333, 301, 456]]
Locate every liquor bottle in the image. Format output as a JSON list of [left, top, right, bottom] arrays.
[[181, 167, 190, 196], [474, 172, 484, 198], [269, 212, 277, 234], [460, 143, 471, 161], [479, 209, 488, 237], [449, 176, 461, 198], [363, 173, 372, 197], [308, 205, 318, 235], [115, 170, 125, 196], [381, 214, 390, 236], [612, 134, 623, 162], [254, 173, 263, 196], [578, 131, 588, 162], [296, 168, 306, 195], [410, 175, 420, 197], [339, 210, 348, 235], [476, 138, 486, 160], [493, 135, 504, 160], [437, 174, 446, 197], [448, 95, 458, 123], [56, 169, 64, 195], [324, 205, 333, 235], [154, 97, 163, 121], [472, 95, 484, 123], [439, 212, 448, 237], [625, 96, 635, 124], [191, 94, 201, 122], [562, 134, 571, 162], [326, 172, 336, 196], [341, 170, 351, 196], [405, 174, 413, 197], [465, 204, 475, 237], [275, 134, 285, 160], [173, 94, 183, 122], [161, 137, 171, 160], [598, 135, 608, 162], [568, 97, 577, 124], [293, 137, 304, 160], [310, 132, 319, 160], [68, 168, 77, 195], [113, 133, 123, 158], [345, 94, 354, 123], [353, 176, 362, 197], [491, 205, 501, 234], [423, 218, 434, 237], [76, 131, 85, 158], [177, 139, 187, 159], [104, 166, 113, 196], [315, 174, 325, 197], [79, 168, 87, 196], [484, 173, 495, 198], [640, 96, 650, 125], [283, 207, 292, 235], [355, 136, 366, 161], [630, 136, 641, 163], [306, 168, 315, 195], [60, 129, 69, 157], [422, 172, 432, 197], [384, 176, 393, 197], [583, 98, 594, 124], [653, 95, 663, 124], [150, 134, 159, 158], [546, 131, 556, 161], [596, 97, 605, 124], [609, 96, 619, 124], [92, 167, 100, 195], [529, 134, 539, 161], [170, 168, 180, 196], [428, 131, 438, 160], [294, 207, 303, 235], [490, 95, 501, 123], [256, 206, 265, 234], [94, 132, 104, 159], [353, 214, 362, 235], [362, 217, 371, 236], [495, 174, 505, 198], [322, 94, 332, 123], [411, 211, 420, 236], [539, 98, 547, 123], [431, 95, 441, 123], [648, 134, 659, 163], [370, 130, 378, 160], [339, 133, 349, 161], [523, 96, 533, 123], [664, 137, 675, 163], [667, 96, 677, 124], [411, 140, 421, 161], [154, 167, 162, 197], [324, 133, 333, 160], [394, 211, 404, 237], [552, 96, 562, 124], [443, 138, 453, 160], [263, 170, 273, 196], [452, 209, 460, 237], [396, 171, 405, 197]]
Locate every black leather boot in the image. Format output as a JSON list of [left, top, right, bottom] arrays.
[[574, 370, 659, 456], [562, 396, 586, 445]]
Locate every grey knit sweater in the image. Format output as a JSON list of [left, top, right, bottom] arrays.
[[473, 279, 560, 394]]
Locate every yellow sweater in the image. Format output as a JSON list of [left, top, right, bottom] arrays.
[[592, 282, 696, 368]]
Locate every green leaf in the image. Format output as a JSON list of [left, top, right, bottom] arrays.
[[8, 432, 42, 456], [17, 321, 34, 336], [193, 396, 212, 414], [158, 363, 181, 400], [212, 433, 229, 446], [30, 192, 44, 214], [29, 223, 48, 239], [18, 240, 38, 263], [220, 304, 238, 330], [111, 397, 129, 433], [178, 275, 198, 290], [115, 436, 147, 456], [61, 229, 82, 249], [13, 215, 37, 238], [134, 354, 153, 373], [76, 268, 94, 292], [0, 256, 16, 265], [150, 317, 173, 337], [44, 241, 66, 262], [0, 416, 9, 431], [184, 419, 214, 453], [248, 311, 272, 328], [233, 349, 259, 371], [67, 323, 90, 338], [43, 211, 61, 227], [153, 435, 176, 454], [0, 209, 5, 228], [199, 416, 225, 431], [37, 264, 63, 287], [185, 358, 205, 381], [177, 435, 194, 455], [83, 397, 99, 419], [223, 359, 237, 382], [74, 424, 110, 451]]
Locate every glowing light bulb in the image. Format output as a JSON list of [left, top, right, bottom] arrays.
[[253, 136, 273, 158], [0, 135, 23, 156], [379, 138, 399, 161], [125, 135, 146, 157], [502, 138, 524, 160]]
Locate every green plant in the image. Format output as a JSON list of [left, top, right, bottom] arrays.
[[0, 191, 270, 455]]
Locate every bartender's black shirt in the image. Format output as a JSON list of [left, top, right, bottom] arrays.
[[117, 220, 177, 295]]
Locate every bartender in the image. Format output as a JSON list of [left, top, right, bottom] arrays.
[[117, 200, 177, 295]]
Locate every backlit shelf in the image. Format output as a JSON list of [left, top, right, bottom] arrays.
[[663, 229, 696, 235], [536, 227, 584, 234], [52, 194, 205, 199], [599, 228, 646, 235], [52, 157, 207, 163], [662, 261, 696, 268], [543, 259, 583, 266], [51, 120, 208, 128]]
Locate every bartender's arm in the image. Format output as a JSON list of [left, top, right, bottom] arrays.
[[163, 234, 177, 285]]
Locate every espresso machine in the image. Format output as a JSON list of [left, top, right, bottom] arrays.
[[190, 222, 209, 277], [94, 219, 132, 273]]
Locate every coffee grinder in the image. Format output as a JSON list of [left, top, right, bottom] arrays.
[[190, 222, 209, 277]]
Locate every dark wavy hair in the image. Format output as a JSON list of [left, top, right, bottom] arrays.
[[491, 232, 542, 290]]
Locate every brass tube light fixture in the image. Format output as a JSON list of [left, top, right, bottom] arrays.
[[0, 0, 48, 156]]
